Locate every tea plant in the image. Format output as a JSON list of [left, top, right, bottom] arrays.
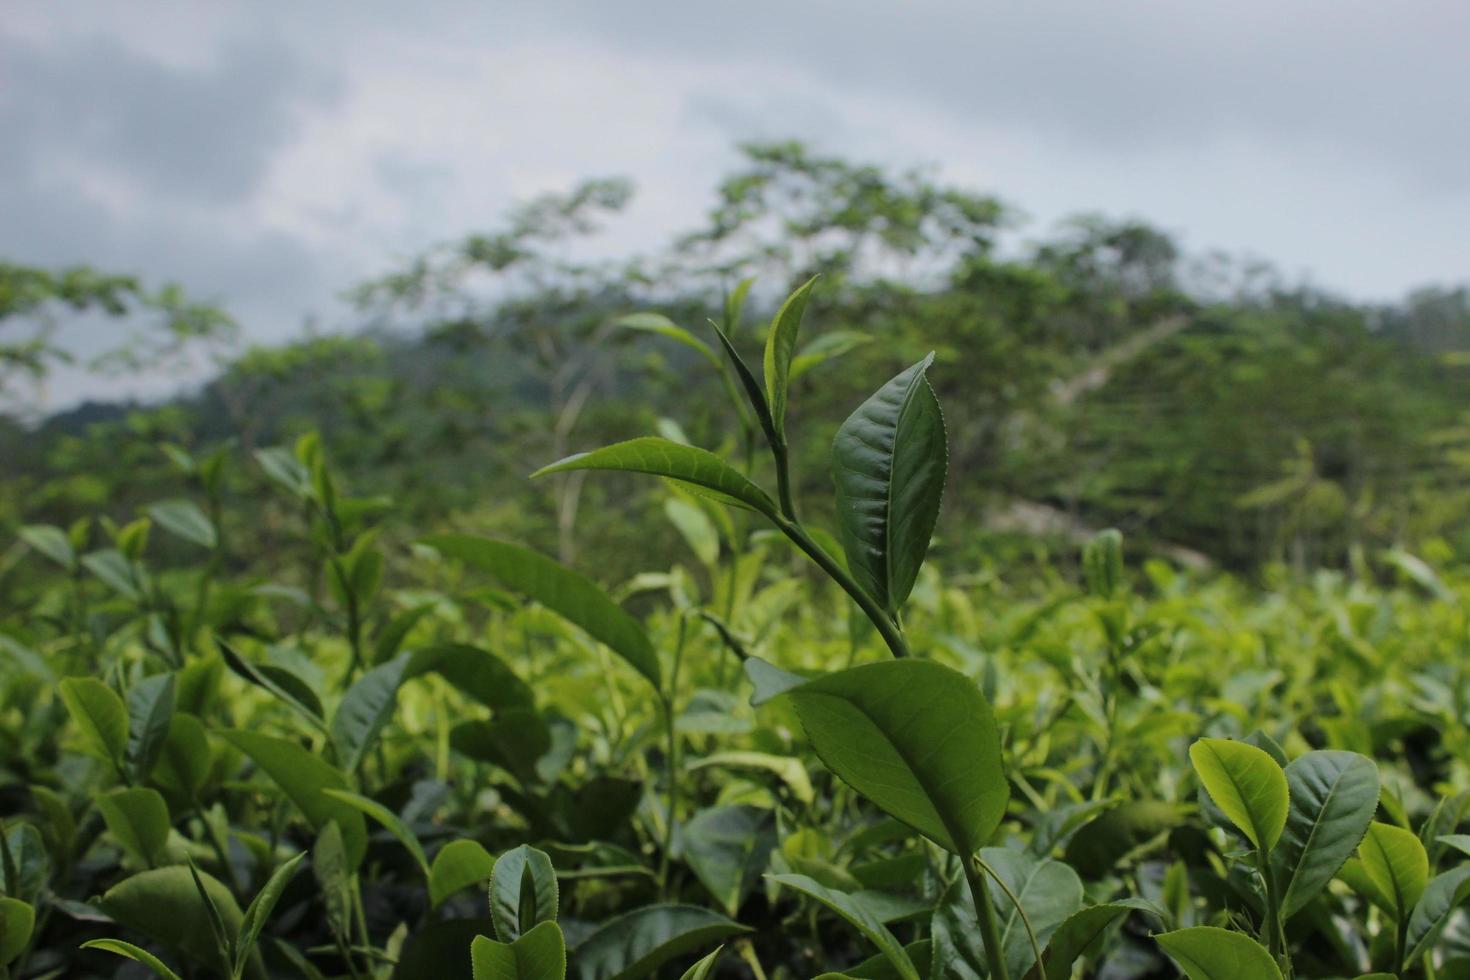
[[3, 275, 1470, 979]]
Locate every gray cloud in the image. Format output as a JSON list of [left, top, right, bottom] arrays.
[[2, 0, 1467, 408], [0, 31, 336, 202]]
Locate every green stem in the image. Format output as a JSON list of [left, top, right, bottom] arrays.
[[657, 616, 689, 899], [771, 438, 798, 521], [775, 518, 909, 658], [1257, 850, 1289, 974], [977, 854, 1044, 978], [965, 855, 1011, 980]]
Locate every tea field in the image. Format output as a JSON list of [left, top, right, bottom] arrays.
[[4, 278, 1470, 980]]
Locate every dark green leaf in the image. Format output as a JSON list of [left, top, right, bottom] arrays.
[[126, 673, 176, 782], [681, 805, 777, 916], [321, 789, 428, 878], [831, 354, 946, 616], [745, 657, 1006, 856], [768, 873, 917, 980], [331, 653, 411, 772], [570, 904, 749, 980], [1273, 750, 1379, 918], [492, 844, 559, 942]]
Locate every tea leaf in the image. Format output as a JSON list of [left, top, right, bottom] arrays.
[[80, 938, 183, 980], [533, 438, 777, 518], [219, 729, 367, 868], [125, 673, 176, 782], [1359, 821, 1429, 920], [762, 275, 819, 439], [0, 897, 35, 967], [745, 657, 1006, 856], [570, 904, 749, 980], [1189, 738, 1288, 853], [472, 920, 567, 980], [58, 677, 129, 775], [331, 653, 411, 772], [768, 873, 917, 980], [1273, 750, 1379, 917], [831, 354, 946, 617], [491, 844, 559, 942], [423, 535, 660, 689], [321, 788, 429, 878], [97, 866, 245, 977], [95, 787, 170, 868], [429, 839, 497, 909], [1155, 927, 1282, 980]]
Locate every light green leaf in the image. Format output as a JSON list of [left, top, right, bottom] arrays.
[[762, 275, 819, 439], [473, 920, 567, 980], [218, 729, 367, 868], [681, 805, 777, 917], [831, 353, 946, 617], [532, 438, 777, 518], [570, 905, 750, 980], [745, 657, 1006, 856], [1155, 927, 1282, 980], [148, 499, 217, 549], [0, 897, 35, 967], [1438, 833, 1470, 860], [492, 844, 559, 942], [331, 653, 411, 772], [81, 938, 183, 979], [688, 751, 814, 804], [615, 313, 723, 370], [422, 535, 660, 690], [96, 866, 245, 977], [321, 789, 428, 878], [1188, 738, 1288, 853], [1359, 821, 1430, 920], [126, 673, 176, 782], [95, 787, 171, 868], [235, 852, 307, 976], [18, 524, 74, 569], [58, 677, 129, 774], [82, 549, 143, 600], [768, 873, 917, 980], [429, 839, 497, 909], [664, 498, 719, 566], [1273, 750, 1379, 918], [678, 945, 724, 980], [789, 329, 871, 382]]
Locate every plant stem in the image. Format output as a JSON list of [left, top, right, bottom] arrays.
[[657, 615, 689, 899], [771, 438, 798, 521], [965, 855, 1011, 980], [1256, 850, 1290, 974], [775, 518, 909, 658]]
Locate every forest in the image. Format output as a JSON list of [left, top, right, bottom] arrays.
[[4, 143, 1470, 979]]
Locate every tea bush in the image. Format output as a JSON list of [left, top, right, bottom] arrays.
[[4, 280, 1469, 979]]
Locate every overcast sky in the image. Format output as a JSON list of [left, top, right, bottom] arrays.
[[4, 1, 1468, 407]]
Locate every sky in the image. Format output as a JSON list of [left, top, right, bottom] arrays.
[[4, 1, 1469, 408]]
